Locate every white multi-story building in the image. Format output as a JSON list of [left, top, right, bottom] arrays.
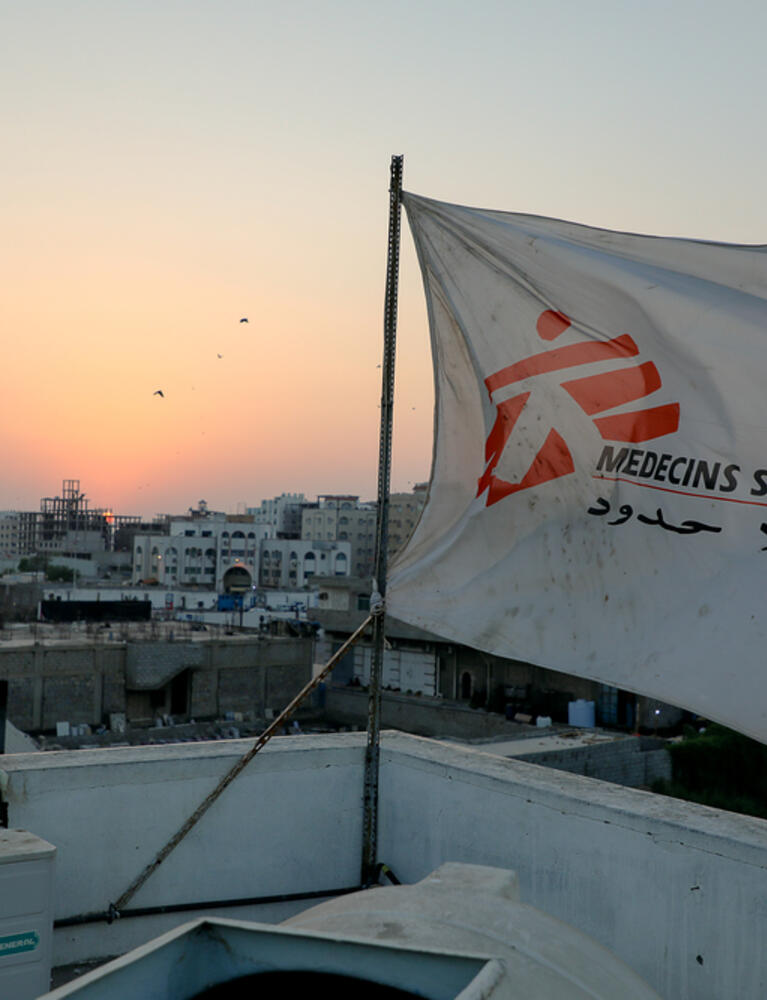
[[386, 484, 427, 561], [259, 538, 351, 589], [300, 486, 427, 580], [301, 496, 376, 579], [132, 514, 273, 592], [0, 511, 21, 560], [129, 487, 424, 594], [248, 493, 305, 537]]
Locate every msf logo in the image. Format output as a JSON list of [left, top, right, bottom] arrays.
[[477, 309, 680, 507]]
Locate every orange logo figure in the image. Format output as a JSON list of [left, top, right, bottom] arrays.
[[477, 310, 680, 507]]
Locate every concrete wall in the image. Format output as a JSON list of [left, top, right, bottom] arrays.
[[516, 735, 672, 788], [0, 637, 312, 730], [0, 581, 42, 621], [0, 735, 365, 965], [1, 732, 766, 998], [0, 644, 125, 731], [325, 686, 531, 740], [378, 733, 767, 1000]]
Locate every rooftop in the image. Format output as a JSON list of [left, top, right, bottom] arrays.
[[1, 731, 766, 999]]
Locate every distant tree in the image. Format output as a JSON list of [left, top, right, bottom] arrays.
[[45, 564, 74, 582], [18, 555, 47, 572], [653, 723, 767, 820]]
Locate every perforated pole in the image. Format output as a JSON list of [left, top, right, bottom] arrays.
[[361, 154, 403, 885], [0, 681, 7, 755]]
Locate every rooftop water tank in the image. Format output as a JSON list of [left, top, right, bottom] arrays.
[[568, 698, 596, 727], [40, 863, 659, 999]]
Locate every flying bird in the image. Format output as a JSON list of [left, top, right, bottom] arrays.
[[239, 317, 248, 323], [153, 390, 164, 398]]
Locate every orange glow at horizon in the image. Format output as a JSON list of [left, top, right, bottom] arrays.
[[1, 214, 434, 518], [4, 2, 767, 518]]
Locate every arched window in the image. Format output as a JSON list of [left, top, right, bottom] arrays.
[[304, 551, 316, 577]]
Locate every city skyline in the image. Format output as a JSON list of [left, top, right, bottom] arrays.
[[0, 477, 427, 523], [4, 1, 767, 519]]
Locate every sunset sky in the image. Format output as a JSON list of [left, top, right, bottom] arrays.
[[3, 1, 767, 519]]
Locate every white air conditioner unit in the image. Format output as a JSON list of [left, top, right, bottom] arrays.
[[0, 829, 56, 1000]]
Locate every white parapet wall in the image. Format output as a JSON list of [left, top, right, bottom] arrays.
[[378, 733, 767, 1000], [1, 732, 767, 999], [0, 735, 366, 965]]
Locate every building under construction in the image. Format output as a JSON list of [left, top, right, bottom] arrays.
[[34, 480, 140, 557]]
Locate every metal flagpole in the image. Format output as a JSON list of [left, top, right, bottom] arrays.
[[361, 154, 404, 886]]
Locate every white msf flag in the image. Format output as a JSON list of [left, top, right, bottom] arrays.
[[388, 193, 767, 743]]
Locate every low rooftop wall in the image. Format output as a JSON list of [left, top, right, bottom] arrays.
[[1, 732, 766, 999], [0, 735, 365, 965], [514, 734, 672, 787], [380, 734, 767, 1000], [325, 686, 528, 740]]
